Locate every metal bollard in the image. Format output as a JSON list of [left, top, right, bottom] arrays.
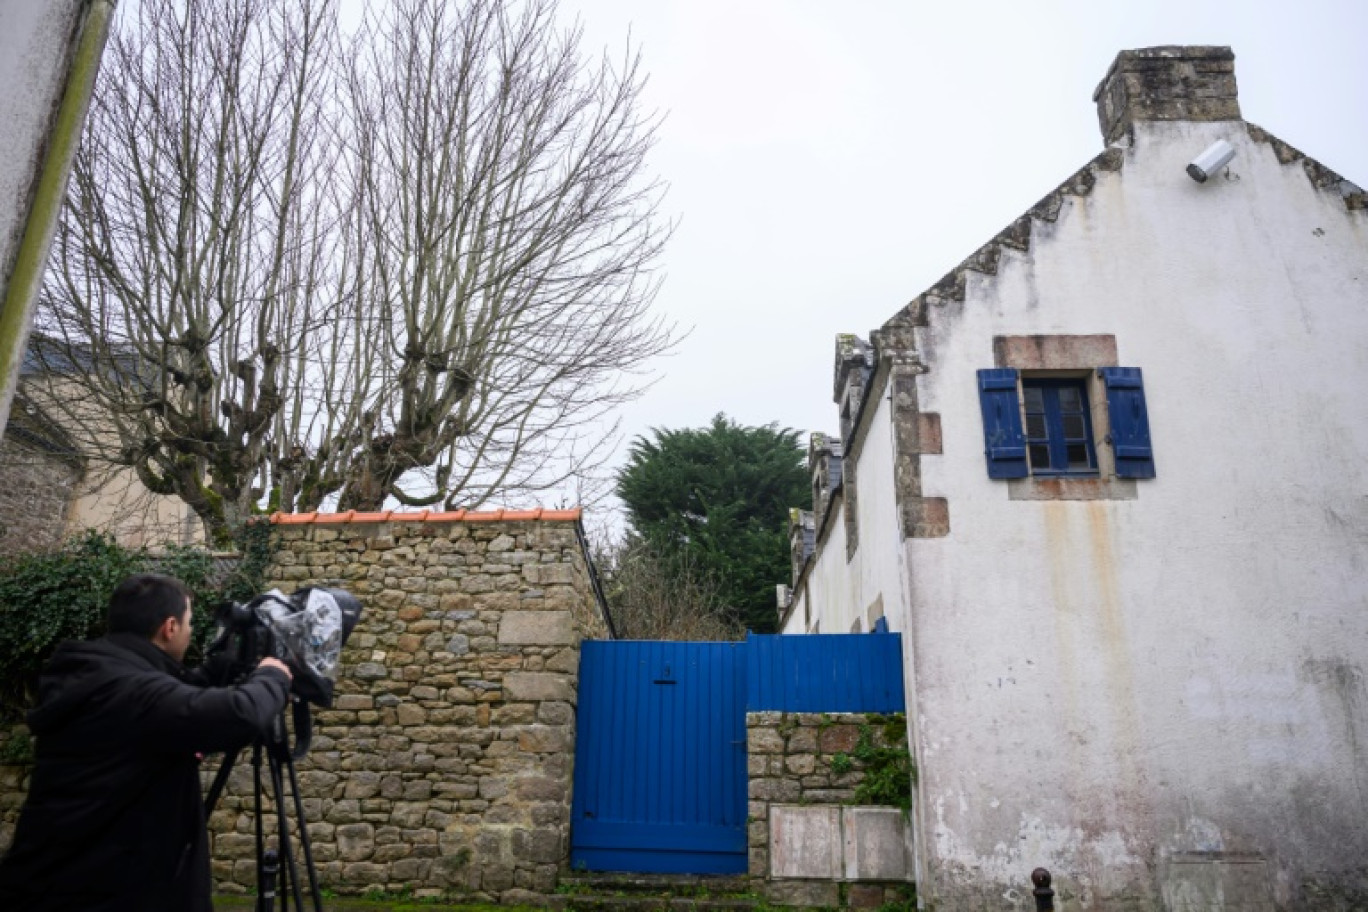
[[1031, 867, 1055, 912], [258, 849, 280, 912]]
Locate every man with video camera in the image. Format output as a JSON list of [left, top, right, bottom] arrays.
[[0, 573, 293, 912]]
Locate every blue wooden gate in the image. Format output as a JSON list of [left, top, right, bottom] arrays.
[[570, 632, 905, 874], [570, 640, 749, 874]]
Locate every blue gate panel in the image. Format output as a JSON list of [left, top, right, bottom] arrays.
[[570, 641, 748, 874], [745, 632, 905, 712]]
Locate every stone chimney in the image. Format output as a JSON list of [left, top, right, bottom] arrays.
[[1093, 46, 1241, 144]]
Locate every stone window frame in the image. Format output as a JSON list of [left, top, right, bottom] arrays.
[[992, 334, 1138, 502]]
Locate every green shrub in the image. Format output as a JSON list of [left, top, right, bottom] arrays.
[[0, 526, 274, 719], [851, 718, 916, 811]]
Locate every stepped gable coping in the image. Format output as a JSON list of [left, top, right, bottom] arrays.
[[884, 124, 1362, 337], [269, 507, 582, 525], [881, 145, 1127, 334], [1245, 123, 1366, 212]]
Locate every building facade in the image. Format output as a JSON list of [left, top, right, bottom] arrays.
[[782, 47, 1368, 910]]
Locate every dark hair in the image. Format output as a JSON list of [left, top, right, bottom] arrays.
[[107, 573, 192, 638]]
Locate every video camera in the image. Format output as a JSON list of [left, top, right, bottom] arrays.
[[202, 587, 364, 912], [204, 587, 363, 709]]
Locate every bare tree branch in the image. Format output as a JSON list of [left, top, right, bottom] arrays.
[[33, 0, 674, 545]]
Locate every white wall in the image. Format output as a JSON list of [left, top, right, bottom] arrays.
[[784, 392, 908, 637], [901, 119, 1368, 907]]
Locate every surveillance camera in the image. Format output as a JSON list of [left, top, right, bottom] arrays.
[[1187, 139, 1235, 183]]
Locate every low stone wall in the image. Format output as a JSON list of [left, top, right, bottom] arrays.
[[202, 515, 607, 905], [747, 711, 915, 908]]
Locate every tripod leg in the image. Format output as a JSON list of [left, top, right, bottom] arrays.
[[282, 749, 325, 912], [253, 743, 269, 912], [268, 747, 308, 912], [205, 746, 241, 816]]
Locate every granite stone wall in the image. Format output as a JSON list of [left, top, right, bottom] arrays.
[[204, 515, 608, 905], [0, 434, 78, 555], [747, 711, 915, 908]]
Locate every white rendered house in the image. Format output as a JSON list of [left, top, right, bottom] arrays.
[[780, 46, 1368, 911]]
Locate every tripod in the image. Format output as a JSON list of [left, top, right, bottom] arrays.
[[206, 699, 324, 912]]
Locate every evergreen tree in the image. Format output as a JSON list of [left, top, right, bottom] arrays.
[[616, 414, 809, 633]]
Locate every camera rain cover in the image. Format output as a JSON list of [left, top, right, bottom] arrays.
[[254, 588, 347, 706]]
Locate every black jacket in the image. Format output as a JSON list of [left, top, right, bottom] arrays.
[[0, 633, 290, 912]]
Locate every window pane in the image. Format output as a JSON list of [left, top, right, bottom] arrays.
[[1029, 444, 1051, 470], [1067, 443, 1092, 470], [1023, 386, 1044, 411], [1026, 414, 1047, 438], [1058, 386, 1082, 411], [1062, 415, 1086, 439]]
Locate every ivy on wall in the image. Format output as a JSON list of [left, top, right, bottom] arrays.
[[0, 525, 274, 721], [832, 715, 917, 811]]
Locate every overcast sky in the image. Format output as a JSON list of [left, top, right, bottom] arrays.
[[553, 0, 1368, 469]]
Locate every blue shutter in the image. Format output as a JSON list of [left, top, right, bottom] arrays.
[[977, 368, 1028, 478], [1100, 367, 1155, 478]]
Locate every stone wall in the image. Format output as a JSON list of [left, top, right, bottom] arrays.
[[205, 513, 608, 905], [0, 432, 78, 555], [747, 712, 914, 908]]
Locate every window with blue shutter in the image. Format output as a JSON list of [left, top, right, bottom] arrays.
[[1023, 379, 1097, 475], [1100, 367, 1155, 478], [976, 368, 1028, 478], [977, 365, 1155, 481]]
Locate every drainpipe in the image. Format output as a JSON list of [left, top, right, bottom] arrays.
[[0, 0, 115, 442]]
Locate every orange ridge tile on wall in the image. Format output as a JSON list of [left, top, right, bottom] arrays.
[[266, 507, 581, 525]]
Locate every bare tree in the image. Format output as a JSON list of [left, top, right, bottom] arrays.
[[599, 538, 742, 642], [297, 0, 673, 512], [35, 0, 347, 547], [34, 0, 675, 545]]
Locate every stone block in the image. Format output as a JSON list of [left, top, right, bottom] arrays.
[[545, 648, 579, 674], [497, 611, 577, 646], [769, 805, 841, 879], [390, 802, 427, 828], [503, 672, 575, 703], [516, 776, 568, 802], [328, 799, 362, 823], [748, 727, 785, 754], [819, 724, 859, 753], [843, 807, 913, 881], [787, 728, 818, 753], [849, 884, 887, 908], [765, 879, 840, 907], [523, 723, 576, 755], [344, 772, 382, 799], [341, 861, 387, 883], [336, 823, 375, 861], [536, 701, 574, 725], [391, 857, 431, 880], [750, 778, 801, 803], [528, 828, 561, 863], [461, 575, 494, 593]]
